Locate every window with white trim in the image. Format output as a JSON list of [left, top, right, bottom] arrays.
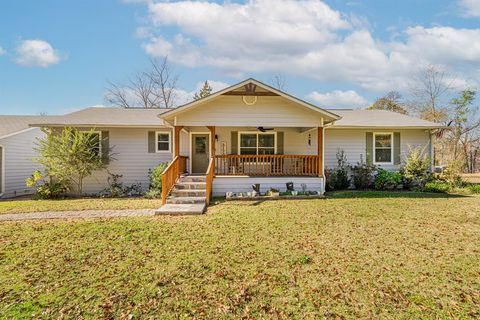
[[374, 133, 393, 164], [239, 132, 275, 155], [156, 132, 171, 152]]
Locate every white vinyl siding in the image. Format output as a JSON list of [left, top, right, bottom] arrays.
[[324, 128, 431, 170], [82, 127, 173, 194], [213, 176, 324, 196], [173, 96, 325, 127], [0, 128, 44, 198]]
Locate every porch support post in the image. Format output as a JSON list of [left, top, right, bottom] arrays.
[[207, 126, 216, 175], [174, 126, 184, 157], [317, 127, 324, 177]]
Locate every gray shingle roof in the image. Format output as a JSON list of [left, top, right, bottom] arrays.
[[328, 109, 445, 128], [26, 107, 445, 129], [0, 115, 56, 138], [30, 107, 169, 127]]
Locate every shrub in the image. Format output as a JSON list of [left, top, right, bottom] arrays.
[[144, 189, 162, 199], [439, 160, 463, 188], [102, 172, 124, 197], [35, 127, 113, 195], [325, 150, 350, 191], [149, 162, 169, 192], [423, 181, 450, 193], [467, 184, 480, 194], [351, 156, 376, 190], [402, 146, 431, 189], [25, 170, 70, 199], [374, 169, 402, 190]]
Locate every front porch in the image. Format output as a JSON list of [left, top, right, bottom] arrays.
[[160, 125, 326, 207]]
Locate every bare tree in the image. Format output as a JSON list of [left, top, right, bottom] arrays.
[[148, 57, 178, 108], [408, 65, 455, 122], [105, 56, 179, 108], [270, 74, 287, 91]]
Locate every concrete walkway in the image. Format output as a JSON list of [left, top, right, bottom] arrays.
[[0, 209, 156, 222]]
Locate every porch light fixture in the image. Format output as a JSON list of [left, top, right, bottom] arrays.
[[308, 133, 311, 146]]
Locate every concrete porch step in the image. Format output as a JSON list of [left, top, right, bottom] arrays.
[[175, 182, 207, 190], [167, 196, 207, 204], [155, 203, 206, 216], [179, 175, 206, 183], [171, 189, 206, 197]]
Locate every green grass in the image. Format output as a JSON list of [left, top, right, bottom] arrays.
[[1, 194, 480, 318], [0, 198, 163, 215]]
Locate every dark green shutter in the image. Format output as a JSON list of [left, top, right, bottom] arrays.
[[148, 131, 156, 153], [101, 131, 110, 164], [393, 132, 401, 165], [366, 132, 373, 165], [231, 131, 238, 154], [276, 132, 284, 155]]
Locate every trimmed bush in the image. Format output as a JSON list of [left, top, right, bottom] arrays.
[[423, 181, 450, 193], [374, 169, 402, 190]]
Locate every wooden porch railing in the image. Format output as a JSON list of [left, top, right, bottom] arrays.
[[214, 155, 319, 177], [205, 157, 215, 205], [161, 156, 188, 205]]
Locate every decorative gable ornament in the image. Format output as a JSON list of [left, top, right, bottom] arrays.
[[242, 83, 258, 105], [242, 95, 257, 105]]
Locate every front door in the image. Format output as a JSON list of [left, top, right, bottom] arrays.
[[191, 134, 210, 174]]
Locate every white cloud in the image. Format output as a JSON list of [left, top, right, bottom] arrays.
[[307, 90, 369, 109], [136, 0, 480, 92], [459, 0, 480, 17], [14, 39, 63, 67], [0, 46, 5, 56]]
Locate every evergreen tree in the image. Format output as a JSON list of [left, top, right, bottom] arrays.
[[193, 81, 213, 100]]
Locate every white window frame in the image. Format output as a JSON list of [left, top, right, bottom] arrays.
[[238, 131, 277, 155], [156, 131, 172, 153], [79, 130, 102, 155], [373, 132, 394, 165], [0, 145, 4, 197]]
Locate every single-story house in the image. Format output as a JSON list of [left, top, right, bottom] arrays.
[[31, 78, 444, 213], [0, 115, 55, 199]]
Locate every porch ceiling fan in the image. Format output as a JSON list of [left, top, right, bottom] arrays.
[[257, 126, 274, 132]]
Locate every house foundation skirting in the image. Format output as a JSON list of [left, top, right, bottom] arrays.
[[212, 176, 324, 197]]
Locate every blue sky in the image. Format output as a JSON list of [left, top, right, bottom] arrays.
[[1, 0, 479, 115]]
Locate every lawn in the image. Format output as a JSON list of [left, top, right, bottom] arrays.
[[0, 198, 163, 215], [1, 193, 479, 318]]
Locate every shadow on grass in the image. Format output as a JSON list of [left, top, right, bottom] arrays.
[[326, 190, 467, 199]]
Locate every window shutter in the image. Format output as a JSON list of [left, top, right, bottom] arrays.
[[393, 132, 401, 165], [276, 132, 284, 155], [101, 131, 110, 164], [366, 132, 373, 165], [148, 131, 156, 153], [231, 131, 238, 154]]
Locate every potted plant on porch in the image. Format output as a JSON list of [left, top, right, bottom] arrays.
[[268, 188, 280, 197]]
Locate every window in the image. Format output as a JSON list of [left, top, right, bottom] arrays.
[[239, 132, 276, 155], [156, 132, 171, 152], [80, 131, 101, 157], [374, 133, 393, 164]]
